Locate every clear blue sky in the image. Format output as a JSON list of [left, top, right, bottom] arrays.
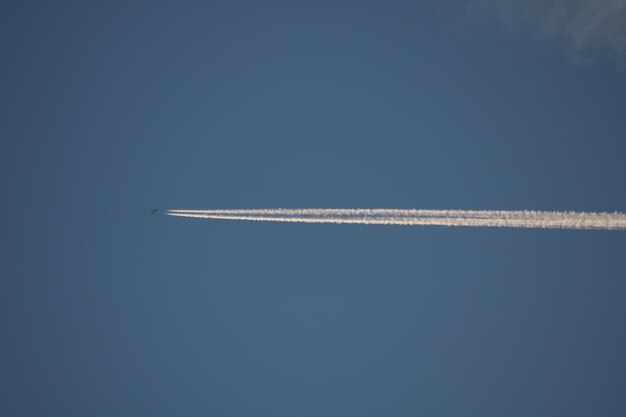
[[2, 1, 626, 416]]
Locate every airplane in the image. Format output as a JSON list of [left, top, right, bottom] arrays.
[[150, 207, 159, 215]]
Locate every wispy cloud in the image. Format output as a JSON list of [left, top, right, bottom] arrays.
[[165, 208, 626, 230], [468, 0, 626, 64]]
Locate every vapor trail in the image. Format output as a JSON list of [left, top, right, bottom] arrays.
[[163, 209, 626, 230]]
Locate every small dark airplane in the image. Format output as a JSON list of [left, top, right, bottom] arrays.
[[150, 207, 159, 215]]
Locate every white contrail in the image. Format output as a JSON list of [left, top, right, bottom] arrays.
[[163, 208, 626, 230]]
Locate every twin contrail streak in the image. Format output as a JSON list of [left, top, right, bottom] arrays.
[[163, 209, 626, 230]]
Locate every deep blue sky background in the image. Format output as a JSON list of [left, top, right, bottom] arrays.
[[2, 1, 626, 416]]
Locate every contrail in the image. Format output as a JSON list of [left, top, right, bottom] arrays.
[[163, 208, 626, 230]]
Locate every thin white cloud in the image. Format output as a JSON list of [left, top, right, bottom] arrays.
[[165, 208, 626, 230], [468, 0, 626, 64]]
